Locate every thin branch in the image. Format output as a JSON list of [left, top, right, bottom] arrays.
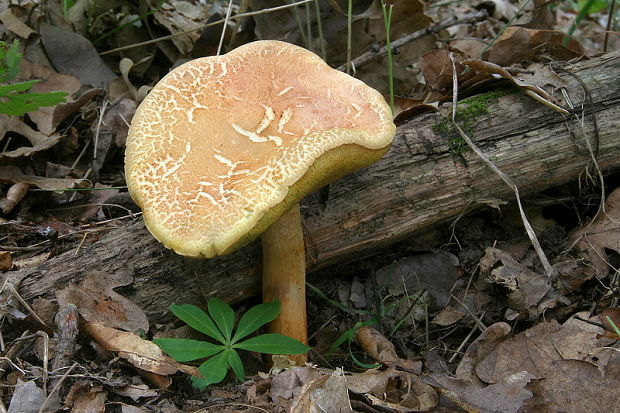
[[448, 53, 555, 278], [100, 0, 314, 56], [337, 10, 487, 72]]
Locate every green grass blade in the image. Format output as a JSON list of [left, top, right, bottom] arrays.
[[153, 338, 225, 362], [231, 300, 280, 343], [326, 320, 377, 355], [208, 298, 235, 344], [234, 333, 309, 355], [170, 304, 226, 343], [606, 316, 620, 338]]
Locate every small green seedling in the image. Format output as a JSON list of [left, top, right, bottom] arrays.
[[154, 299, 309, 389], [0, 40, 67, 116], [606, 316, 620, 339]]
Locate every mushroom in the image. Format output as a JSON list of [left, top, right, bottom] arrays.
[[125, 40, 395, 364]]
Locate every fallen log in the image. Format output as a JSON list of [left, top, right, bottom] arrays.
[[11, 51, 620, 322]]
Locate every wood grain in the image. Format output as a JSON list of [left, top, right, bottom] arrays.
[[10, 52, 620, 322]]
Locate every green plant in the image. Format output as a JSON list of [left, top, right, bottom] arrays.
[[154, 299, 309, 389], [0, 40, 68, 116], [606, 316, 620, 338], [564, 0, 609, 46], [308, 282, 422, 368]]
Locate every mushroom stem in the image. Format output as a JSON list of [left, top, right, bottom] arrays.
[[261, 203, 308, 365]]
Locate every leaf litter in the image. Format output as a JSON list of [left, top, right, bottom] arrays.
[[0, 0, 619, 411]]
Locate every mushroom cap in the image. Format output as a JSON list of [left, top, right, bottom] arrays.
[[125, 40, 395, 258]]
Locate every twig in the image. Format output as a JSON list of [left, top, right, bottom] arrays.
[[448, 53, 555, 278], [100, 0, 314, 56], [36, 331, 49, 394], [38, 362, 78, 413], [604, 0, 616, 52], [50, 304, 79, 389], [346, 0, 352, 74], [93, 100, 109, 161], [0, 330, 31, 376], [217, 0, 235, 56], [314, 0, 326, 59], [5, 284, 50, 329], [337, 10, 488, 72]]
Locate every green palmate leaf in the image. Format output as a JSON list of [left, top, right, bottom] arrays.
[[231, 300, 280, 343], [226, 349, 245, 382], [0, 91, 68, 116], [0, 80, 39, 94], [208, 298, 235, 344], [192, 350, 230, 389], [170, 304, 226, 343], [234, 334, 309, 355], [153, 338, 225, 362], [0, 40, 22, 83], [0, 80, 68, 116]]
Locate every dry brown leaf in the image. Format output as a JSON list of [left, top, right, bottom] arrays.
[[7, 379, 60, 413], [347, 367, 437, 411], [375, 251, 460, 309], [152, 0, 209, 55], [570, 187, 620, 277], [463, 59, 563, 109], [0, 251, 11, 271], [420, 49, 466, 92], [0, 116, 64, 158], [484, 26, 584, 66], [19, 59, 82, 135], [480, 247, 557, 317], [0, 165, 88, 191], [455, 322, 511, 384], [356, 326, 400, 364], [290, 368, 350, 413], [524, 357, 620, 412], [431, 306, 464, 326], [65, 382, 106, 413], [475, 315, 606, 384], [39, 23, 116, 86], [271, 366, 322, 403], [0, 6, 36, 38], [56, 271, 149, 332], [111, 384, 158, 402], [83, 321, 199, 377], [392, 98, 439, 125], [355, 0, 432, 95], [29, 88, 101, 136], [0, 182, 29, 214], [431, 371, 535, 413]]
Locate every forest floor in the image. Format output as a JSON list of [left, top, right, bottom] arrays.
[[1, 0, 619, 412]]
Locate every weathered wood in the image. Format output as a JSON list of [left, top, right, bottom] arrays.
[[12, 52, 620, 322]]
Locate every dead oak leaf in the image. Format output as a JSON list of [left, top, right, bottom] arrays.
[[524, 358, 620, 412], [431, 371, 535, 413], [56, 271, 149, 333], [570, 187, 620, 277], [0, 116, 63, 158], [479, 247, 552, 317], [0, 165, 88, 190], [83, 321, 199, 378], [475, 317, 605, 384]]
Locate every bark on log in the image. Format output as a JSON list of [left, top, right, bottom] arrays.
[[11, 52, 620, 322]]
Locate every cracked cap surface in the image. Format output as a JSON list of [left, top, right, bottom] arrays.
[[125, 40, 395, 258]]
